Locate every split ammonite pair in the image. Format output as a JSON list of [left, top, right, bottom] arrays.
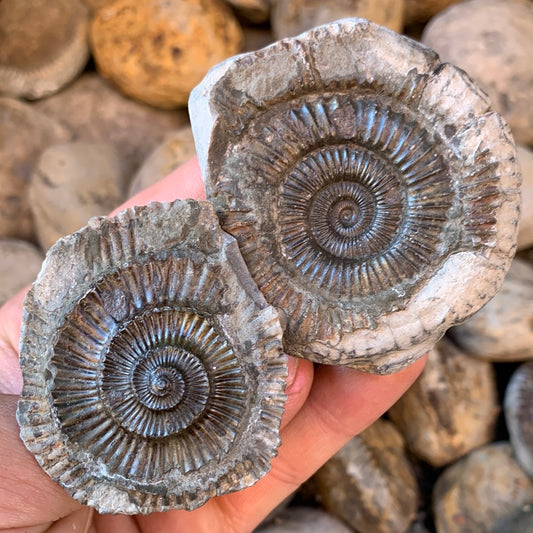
[[17, 19, 521, 514]]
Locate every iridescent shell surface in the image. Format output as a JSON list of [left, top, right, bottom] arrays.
[[16, 199, 287, 514], [189, 18, 521, 373]]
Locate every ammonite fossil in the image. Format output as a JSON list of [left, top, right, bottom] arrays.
[[16, 199, 287, 514], [189, 18, 521, 373]]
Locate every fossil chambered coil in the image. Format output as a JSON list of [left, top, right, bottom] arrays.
[[16, 200, 287, 514], [190, 17, 521, 373]]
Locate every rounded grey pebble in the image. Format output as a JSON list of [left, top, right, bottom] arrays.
[[449, 258, 533, 362], [422, 0, 533, 145], [256, 507, 353, 533], [0, 239, 44, 306], [29, 141, 126, 250], [127, 127, 196, 198]]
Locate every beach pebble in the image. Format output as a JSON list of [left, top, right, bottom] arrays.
[[0, 239, 44, 306], [0, 0, 89, 99], [0, 97, 72, 242], [29, 141, 125, 250], [127, 127, 196, 197], [271, 0, 405, 39], [388, 338, 498, 467], [422, 0, 533, 145], [433, 443, 533, 533], [449, 258, 533, 362], [312, 418, 418, 533], [34, 74, 187, 177], [90, 0, 243, 108]]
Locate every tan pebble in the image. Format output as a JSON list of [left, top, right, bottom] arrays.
[[404, 0, 463, 25], [0, 239, 44, 306], [242, 27, 275, 53], [388, 338, 498, 467], [81, 0, 117, 12], [0, 0, 89, 100], [29, 141, 126, 250], [257, 507, 353, 533], [518, 145, 533, 251], [492, 505, 533, 533], [226, 0, 271, 23], [34, 74, 187, 177], [433, 442, 533, 533], [271, 0, 405, 39], [128, 127, 196, 197], [0, 97, 73, 242], [90, 0, 243, 108], [312, 418, 419, 533], [422, 0, 533, 145], [449, 258, 533, 362]]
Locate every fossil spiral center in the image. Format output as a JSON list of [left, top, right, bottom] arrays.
[[337, 203, 359, 228], [151, 368, 182, 397], [133, 354, 190, 411], [308, 181, 377, 258]]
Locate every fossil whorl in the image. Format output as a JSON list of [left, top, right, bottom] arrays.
[[16, 199, 287, 514], [189, 18, 521, 373]]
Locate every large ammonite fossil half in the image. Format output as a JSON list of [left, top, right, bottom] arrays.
[[16, 199, 287, 514], [189, 18, 521, 373]]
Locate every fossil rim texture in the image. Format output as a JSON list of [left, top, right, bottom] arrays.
[[189, 17, 521, 374], [17, 200, 287, 514]]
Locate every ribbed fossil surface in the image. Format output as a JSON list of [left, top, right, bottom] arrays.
[[16, 199, 287, 514], [190, 17, 521, 373]]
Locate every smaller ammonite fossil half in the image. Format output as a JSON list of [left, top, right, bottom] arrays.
[[189, 17, 521, 373], [16, 199, 287, 514]]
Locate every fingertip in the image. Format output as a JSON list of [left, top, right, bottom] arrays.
[[281, 357, 313, 430], [0, 286, 30, 394]]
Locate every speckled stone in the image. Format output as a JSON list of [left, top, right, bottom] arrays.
[[0, 0, 89, 99], [422, 0, 533, 145], [127, 127, 196, 197], [404, 0, 463, 24], [0, 97, 73, 242], [271, 0, 405, 39], [90, 0, 243, 108], [388, 338, 498, 467], [256, 507, 353, 533], [449, 258, 533, 362], [34, 74, 187, 177], [433, 443, 533, 533], [226, 0, 271, 23], [29, 141, 126, 250], [312, 418, 419, 533]]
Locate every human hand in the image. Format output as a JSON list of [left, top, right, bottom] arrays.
[[0, 157, 425, 533]]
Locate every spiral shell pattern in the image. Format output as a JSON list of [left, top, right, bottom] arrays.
[[17, 200, 287, 514], [190, 18, 521, 372]]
